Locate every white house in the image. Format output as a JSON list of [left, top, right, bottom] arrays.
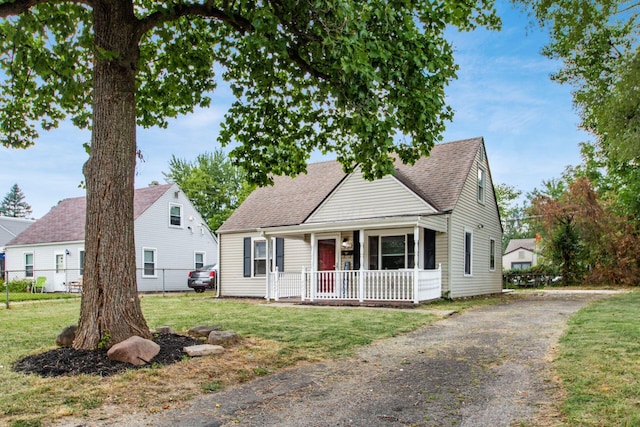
[[217, 137, 503, 302], [502, 238, 539, 270], [4, 183, 217, 292], [0, 216, 36, 278]]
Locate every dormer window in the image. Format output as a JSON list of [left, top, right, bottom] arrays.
[[169, 203, 182, 227]]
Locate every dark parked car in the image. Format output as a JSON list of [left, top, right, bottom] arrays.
[[187, 264, 218, 293]]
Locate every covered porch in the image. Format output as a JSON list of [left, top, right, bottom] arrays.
[[268, 266, 442, 303], [261, 215, 447, 304]]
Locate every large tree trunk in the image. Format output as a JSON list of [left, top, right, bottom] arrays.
[[73, 0, 151, 350]]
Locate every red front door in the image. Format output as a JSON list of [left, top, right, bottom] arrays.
[[317, 239, 336, 293]]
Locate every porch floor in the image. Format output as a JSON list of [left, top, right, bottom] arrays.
[[265, 296, 439, 308]]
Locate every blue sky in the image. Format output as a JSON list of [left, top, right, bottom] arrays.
[[0, 1, 589, 219]]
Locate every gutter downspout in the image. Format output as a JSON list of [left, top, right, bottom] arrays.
[[215, 232, 221, 298], [447, 213, 453, 299]]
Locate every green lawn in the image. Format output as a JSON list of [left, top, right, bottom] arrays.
[[554, 290, 640, 426], [1, 291, 80, 306], [0, 294, 439, 426], [2, 291, 638, 427]]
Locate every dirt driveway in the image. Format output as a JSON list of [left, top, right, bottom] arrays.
[[78, 290, 618, 427]]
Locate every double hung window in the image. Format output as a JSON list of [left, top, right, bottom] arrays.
[[143, 248, 156, 277], [25, 253, 34, 277]]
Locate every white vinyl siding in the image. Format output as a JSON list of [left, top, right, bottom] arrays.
[[448, 148, 502, 298], [4, 242, 85, 292], [4, 185, 217, 293], [219, 232, 265, 297], [134, 184, 217, 292], [219, 233, 312, 298], [307, 168, 436, 223], [502, 249, 536, 271], [284, 238, 311, 272]]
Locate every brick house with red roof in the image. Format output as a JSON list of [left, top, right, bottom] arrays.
[[4, 184, 217, 292], [217, 137, 503, 302]]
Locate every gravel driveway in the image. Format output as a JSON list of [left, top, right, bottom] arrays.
[[81, 290, 618, 427]]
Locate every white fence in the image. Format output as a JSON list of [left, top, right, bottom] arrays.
[[268, 265, 442, 303]]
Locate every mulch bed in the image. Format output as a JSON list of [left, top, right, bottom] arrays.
[[12, 333, 202, 377]]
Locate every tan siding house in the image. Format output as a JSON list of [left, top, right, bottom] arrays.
[[218, 137, 503, 302]]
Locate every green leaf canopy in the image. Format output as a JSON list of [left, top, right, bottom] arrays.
[[0, 0, 500, 185]]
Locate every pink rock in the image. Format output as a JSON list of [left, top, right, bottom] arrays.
[[107, 336, 160, 366]]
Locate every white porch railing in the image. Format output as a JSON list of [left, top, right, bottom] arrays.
[[268, 265, 441, 303]]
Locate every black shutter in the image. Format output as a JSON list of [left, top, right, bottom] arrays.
[[424, 229, 436, 269], [353, 230, 360, 270], [275, 237, 285, 272], [243, 237, 251, 277]]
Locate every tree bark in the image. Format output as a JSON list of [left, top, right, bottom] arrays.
[[73, 0, 151, 349]]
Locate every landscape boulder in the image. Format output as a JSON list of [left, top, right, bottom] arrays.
[[188, 325, 223, 339], [207, 330, 240, 346], [55, 325, 77, 347], [183, 344, 225, 357], [107, 336, 160, 366]]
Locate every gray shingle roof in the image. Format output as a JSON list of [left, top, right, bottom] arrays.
[[394, 137, 482, 212], [0, 217, 35, 247], [6, 184, 173, 246], [218, 137, 484, 233], [218, 161, 348, 232]]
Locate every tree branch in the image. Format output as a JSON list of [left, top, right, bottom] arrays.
[[0, 0, 43, 16], [0, 0, 93, 17], [136, 2, 253, 39], [266, 0, 330, 81], [136, 1, 330, 81]]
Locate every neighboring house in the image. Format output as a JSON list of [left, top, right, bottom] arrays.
[[0, 216, 36, 278], [502, 238, 539, 270], [5, 184, 217, 292], [217, 137, 503, 302]]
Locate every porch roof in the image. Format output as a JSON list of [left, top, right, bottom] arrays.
[[259, 214, 448, 238]]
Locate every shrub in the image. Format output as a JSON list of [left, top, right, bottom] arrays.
[[6, 278, 32, 292]]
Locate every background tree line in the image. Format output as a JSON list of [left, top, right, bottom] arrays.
[[498, 0, 640, 286]]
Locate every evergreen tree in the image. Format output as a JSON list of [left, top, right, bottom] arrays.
[[0, 183, 32, 218]]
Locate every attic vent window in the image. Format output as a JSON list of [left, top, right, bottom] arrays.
[[477, 167, 486, 204], [174, 191, 179, 199]]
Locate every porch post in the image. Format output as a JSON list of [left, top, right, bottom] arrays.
[[413, 226, 420, 304], [273, 265, 279, 301], [265, 235, 271, 300], [301, 266, 306, 301], [359, 229, 364, 302], [310, 233, 316, 302]]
